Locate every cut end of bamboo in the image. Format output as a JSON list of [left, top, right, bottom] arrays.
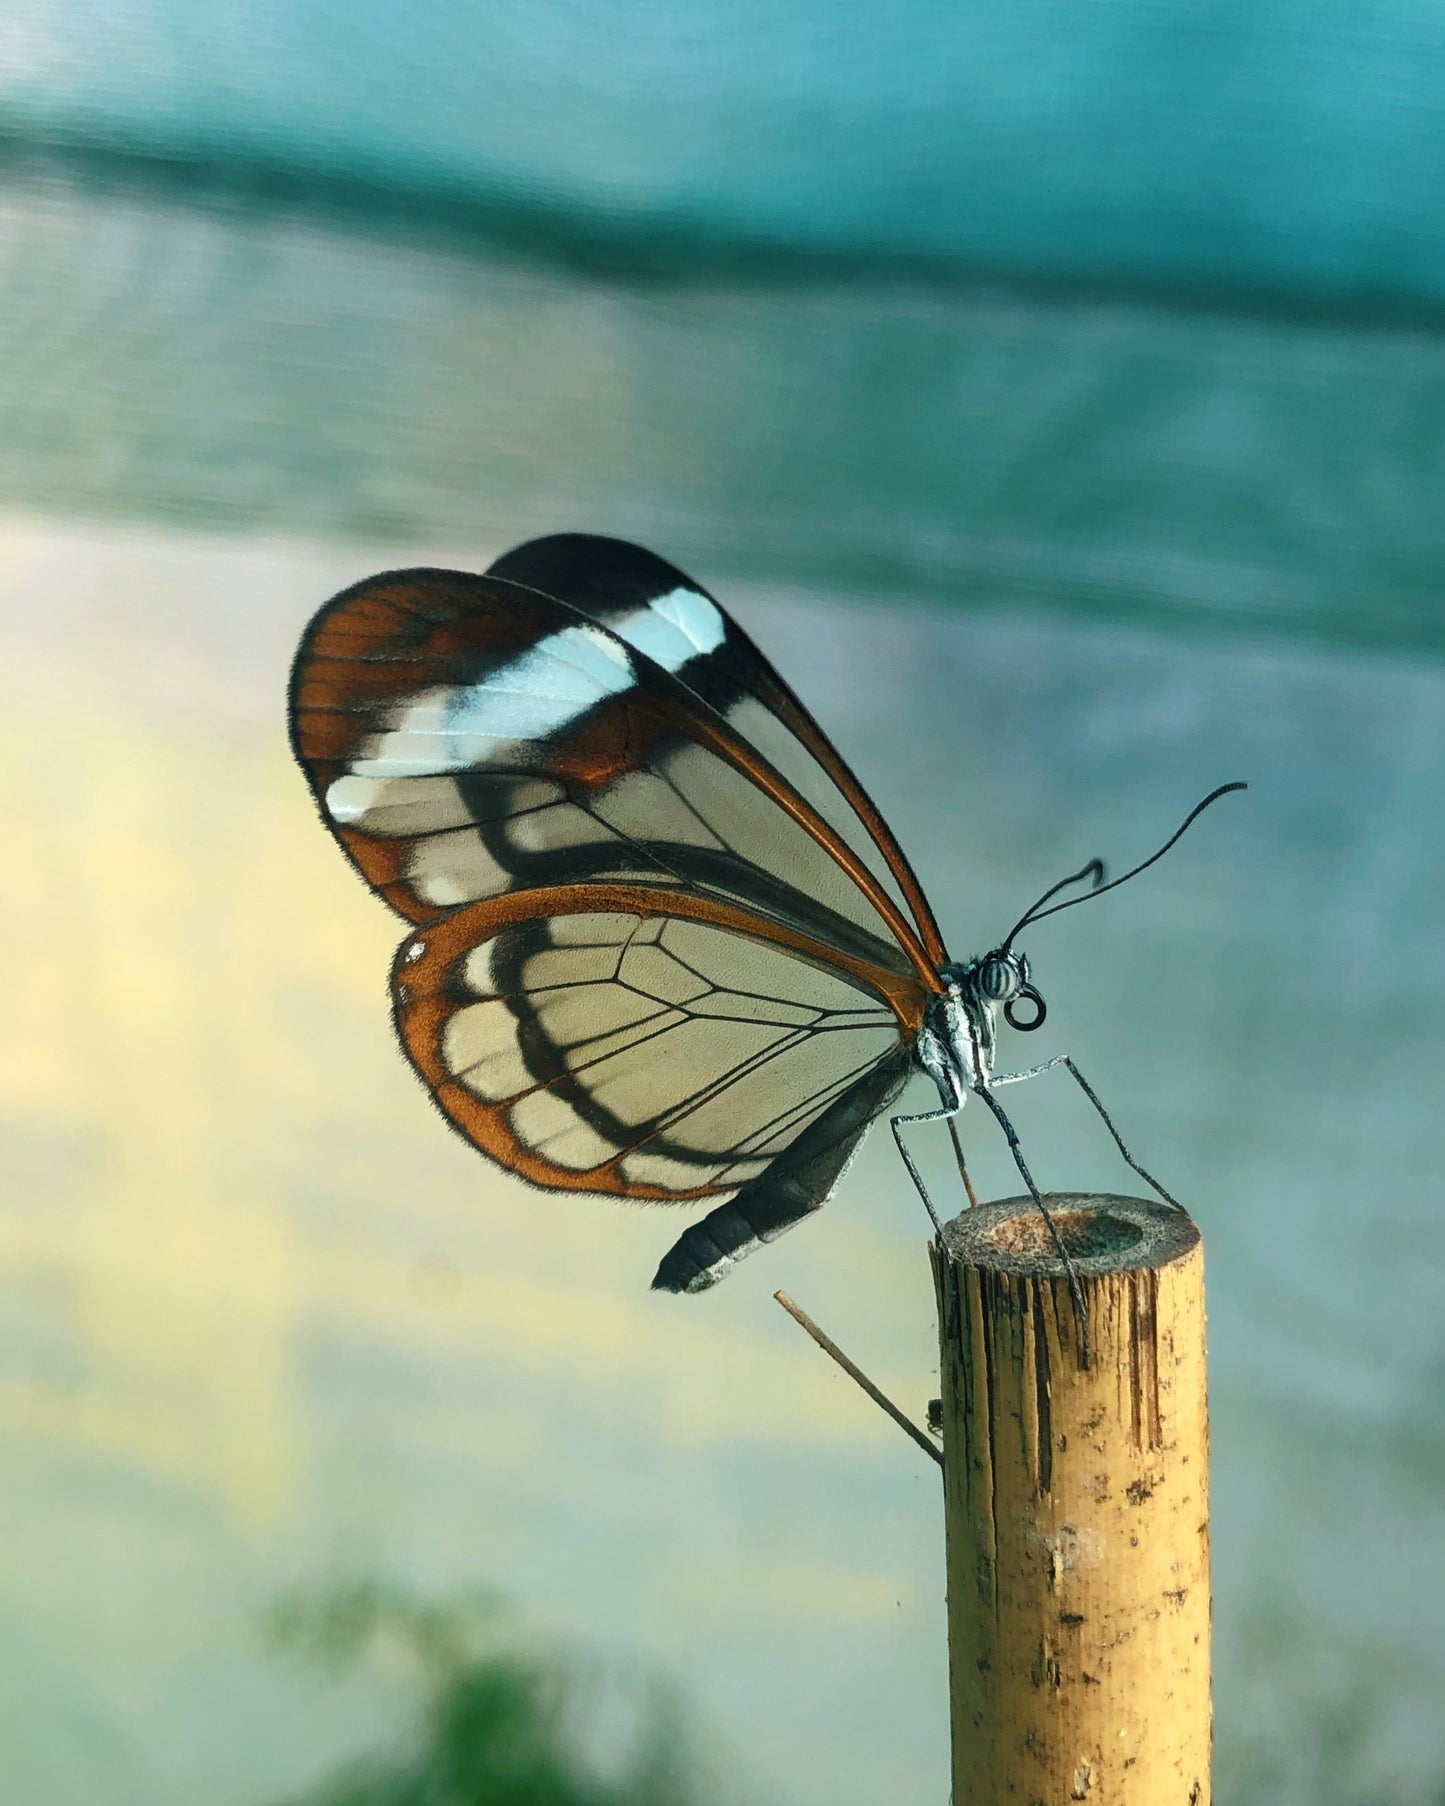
[[932, 1191, 1210, 1806], [940, 1189, 1199, 1277]]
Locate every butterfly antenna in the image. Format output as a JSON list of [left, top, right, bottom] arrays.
[[1006, 782, 1246, 942], [1000, 858, 1106, 952]]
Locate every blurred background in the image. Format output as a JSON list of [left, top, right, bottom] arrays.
[[2, 4, 1444, 1802]]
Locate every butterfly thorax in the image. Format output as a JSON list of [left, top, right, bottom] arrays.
[[917, 949, 1038, 1107]]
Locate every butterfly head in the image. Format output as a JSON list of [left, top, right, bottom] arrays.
[[945, 949, 1048, 1036], [982, 948, 1048, 1029]]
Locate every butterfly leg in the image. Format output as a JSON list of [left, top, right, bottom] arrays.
[[990, 1055, 1184, 1212], [1058, 1056, 1184, 1211], [971, 1082, 1092, 1366], [988, 1054, 1069, 1087], [889, 1099, 964, 1237], [934, 1061, 1065, 1210], [947, 1118, 982, 1210]]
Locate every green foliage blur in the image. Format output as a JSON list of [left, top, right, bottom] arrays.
[[265, 1584, 707, 1806]]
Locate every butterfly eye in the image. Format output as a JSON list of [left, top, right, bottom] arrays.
[[1004, 985, 1047, 1032], [979, 956, 1018, 1001]]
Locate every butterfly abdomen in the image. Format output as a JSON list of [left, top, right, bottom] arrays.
[[651, 1048, 911, 1292]]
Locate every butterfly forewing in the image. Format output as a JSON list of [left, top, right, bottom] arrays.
[[290, 567, 931, 981], [391, 884, 924, 1202]]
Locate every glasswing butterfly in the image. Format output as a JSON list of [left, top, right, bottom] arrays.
[[289, 534, 1241, 1298]]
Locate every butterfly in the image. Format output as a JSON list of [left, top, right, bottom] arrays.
[[289, 534, 1242, 1295]]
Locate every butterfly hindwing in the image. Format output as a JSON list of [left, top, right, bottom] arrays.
[[390, 884, 924, 1224]]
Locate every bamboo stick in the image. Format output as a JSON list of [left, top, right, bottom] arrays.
[[930, 1192, 1210, 1806], [773, 1290, 943, 1466]]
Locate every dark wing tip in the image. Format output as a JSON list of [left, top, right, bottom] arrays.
[[486, 534, 710, 619]]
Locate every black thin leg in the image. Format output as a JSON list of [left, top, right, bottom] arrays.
[[1061, 1057, 1183, 1212], [889, 1106, 955, 1236], [973, 1083, 1092, 1367]]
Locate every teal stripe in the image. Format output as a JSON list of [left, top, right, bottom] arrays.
[[4, 0, 1445, 308], [1, 179, 1441, 655]]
